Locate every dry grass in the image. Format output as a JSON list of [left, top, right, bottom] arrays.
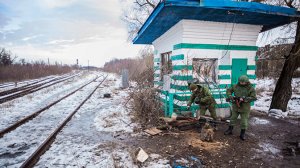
[[0, 64, 73, 83]]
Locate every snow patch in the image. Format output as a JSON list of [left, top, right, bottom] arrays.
[[253, 78, 300, 117], [250, 117, 271, 125], [269, 109, 288, 119], [259, 143, 281, 155]]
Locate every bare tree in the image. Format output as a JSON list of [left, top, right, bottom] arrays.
[[121, 0, 161, 40], [258, 0, 300, 111]]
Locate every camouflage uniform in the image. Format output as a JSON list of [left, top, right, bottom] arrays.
[[187, 84, 217, 120], [224, 75, 257, 140]]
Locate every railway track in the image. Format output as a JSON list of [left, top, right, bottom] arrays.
[[0, 74, 108, 168], [21, 74, 108, 168], [0, 76, 55, 89], [0, 76, 59, 97], [0, 73, 80, 104], [0, 75, 101, 137]]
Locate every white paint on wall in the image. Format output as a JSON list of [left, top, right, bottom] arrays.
[[153, 20, 183, 54], [182, 20, 262, 46]]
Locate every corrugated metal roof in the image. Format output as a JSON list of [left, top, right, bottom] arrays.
[[133, 0, 300, 44]]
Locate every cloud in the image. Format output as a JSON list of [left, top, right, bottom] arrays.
[[0, 0, 143, 67], [22, 34, 43, 41], [0, 13, 10, 28], [38, 0, 78, 9], [47, 39, 75, 45]]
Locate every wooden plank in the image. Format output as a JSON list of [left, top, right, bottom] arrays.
[[144, 127, 162, 136]]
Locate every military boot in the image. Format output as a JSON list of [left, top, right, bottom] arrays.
[[224, 126, 233, 135], [240, 129, 246, 141], [212, 123, 218, 131], [197, 122, 204, 133]]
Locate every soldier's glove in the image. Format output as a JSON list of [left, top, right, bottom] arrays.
[[240, 96, 246, 102], [226, 96, 234, 102], [195, 97, 201, 104]]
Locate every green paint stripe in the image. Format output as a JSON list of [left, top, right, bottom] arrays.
[[154, 58, 160, 62], [158, 89, 168, 95], [154, 74, 160, 78], [219, 84, 231, 89], [154, 66, 160, 71], [247, 65, 256, 70], [174, 94, 227, 101], [171, 75, 193, 81], [154, 81, 163, 86], [219, 65, 231, 70], [216, 104, 231, 108], [248, 74, 257, 79], [172, 65, 193, 71], [218, 75, 231, 79], [173, 43, 258, 51], [171, 54, 184, 61], [154, 50, 158, 55], [171, 84, 189, 91], [171, 84, 231, 91], [255, 56, 258, 61], [174, 103, 230, 111]]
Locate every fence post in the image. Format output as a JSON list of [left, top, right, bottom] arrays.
[[164, 92, 168, 117], [121, 69, 129, 88], [168, 93, 174, 117]]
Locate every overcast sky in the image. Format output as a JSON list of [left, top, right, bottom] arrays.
[[0, 0, 295, 67], [0, 0, 143, 67]]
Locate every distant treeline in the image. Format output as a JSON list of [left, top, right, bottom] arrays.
[[0, 48, 74, 83]]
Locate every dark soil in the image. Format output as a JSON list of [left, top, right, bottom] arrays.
[[129, 111, 300, 168]]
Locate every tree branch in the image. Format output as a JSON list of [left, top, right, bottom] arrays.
[[135, 0, 156, 8], [145, 0, 156, 8], [284, 0, 295, 8]]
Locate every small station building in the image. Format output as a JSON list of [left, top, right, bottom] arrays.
[[133, 0, 300, 117]]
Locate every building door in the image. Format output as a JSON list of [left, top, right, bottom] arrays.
[[232, 58, 247, 85]]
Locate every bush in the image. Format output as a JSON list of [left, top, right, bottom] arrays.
[[128, 87, 163, 128]]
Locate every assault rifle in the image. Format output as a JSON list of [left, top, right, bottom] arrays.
[[226, 96, 246, 108]]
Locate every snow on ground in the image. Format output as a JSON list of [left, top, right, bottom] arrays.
[[31, 72, 170, 168], [249, 117, 271, 125], [0, 73, 102, 167], [0, 71, 97, 130], [253, 77, 300, 117]]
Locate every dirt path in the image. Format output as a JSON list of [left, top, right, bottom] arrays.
[[131, 111, 300, 168]]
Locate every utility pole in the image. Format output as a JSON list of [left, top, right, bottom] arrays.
[[88, 60, 89, 71], [48, 58, 50, 65]]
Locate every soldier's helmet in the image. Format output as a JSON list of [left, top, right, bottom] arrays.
[[238, 75, 249, 83], [189, 84, 198, 91], [187, 78, 200, 86]]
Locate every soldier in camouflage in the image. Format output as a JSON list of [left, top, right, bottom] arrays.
[[187, 84, 217, 121], [224, 75, 257, 141]]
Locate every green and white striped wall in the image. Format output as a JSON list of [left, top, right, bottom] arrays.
[[154, 43, 258, 115]]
